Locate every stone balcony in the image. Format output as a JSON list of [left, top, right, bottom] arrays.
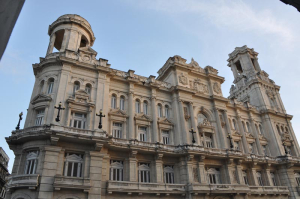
[[11, 124, 107, 139], [53, 175, 91, 192], [188, 183, 250, 195], [249, 186, 290, 196], [7, 174, 39, 189], [107, 181, 186, 195]]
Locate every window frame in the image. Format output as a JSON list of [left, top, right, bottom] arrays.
[[63, 153, 83, 178], [70, 112, 87, 129], [35, 109, 45, 126], [110, 160, 124, 181], [24, 151, 39, 175], [164, 165, 175, 184], [138, 163, 151, 183], [112, 122, 122, 138], [138, 126, 147, 142]]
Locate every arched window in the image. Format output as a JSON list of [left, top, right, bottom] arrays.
[[276, 125, 281, 135], [120, 96, 125, 110], [207, 168, 221, 184], [39, 80, 44, 94], [256, 171, 263, 186], [111, 94, 117, 109], [164, 165, 174, 184], [47, 78, 54, 94], [143, 101, 148, 114], [259, 125, 264, 135], [246, 122, 250, 132], [64, 153, 83, 177], [135, 99, 140, 113], [255, 124, 260, 134], [73, 81, 80, 94], [24, 151, 39, 175], [285, 127, 289, 133], [242, 122, 246, 132], [158, 104, 162, 117], [165, 105, 169, 118], [138, 163, 150, 183], [110, 160, 123, 181], [232, 119, 237, 130], [198, 113, 207, 124], [281, 126, 284, 134], [85, 84, 91, 94]]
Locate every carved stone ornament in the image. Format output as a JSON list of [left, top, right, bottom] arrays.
[[213, 82, 221, 94], [189, 58, 200, 68], [179, 73, 188, 85]]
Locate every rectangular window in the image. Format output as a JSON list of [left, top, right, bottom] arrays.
[[120, 98, 125, 110], [164, 165, 174, 184], [35, 109, 45, 126], [271, 172, 277, 186], [139, 163, 150, 183], [242, 171, 249, 185], [234, 141, 239, 150], [139, 127, 147, 142], [70, 112, 86, 129], [24, 151, 39, 175], [64, 153, 83, 178], [162, 130, 170, 144], [110, 160, 123, 181], [257, 171, 263, 186], [112, 122, 122, 138]]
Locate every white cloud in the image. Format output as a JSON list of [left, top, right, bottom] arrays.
[[129, 0, 295, 45]]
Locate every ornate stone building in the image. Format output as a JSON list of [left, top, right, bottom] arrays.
[[5, 14, 300, 199], [0, 147, 9, 199]]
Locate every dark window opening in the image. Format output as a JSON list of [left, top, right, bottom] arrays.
[[235, 60, 243, 74], [54, 29, 65, 52], [80, 35, 88, 48]]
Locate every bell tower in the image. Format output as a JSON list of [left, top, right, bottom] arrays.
[[46, 14, 96, 55], [228, 45, 286, 113]]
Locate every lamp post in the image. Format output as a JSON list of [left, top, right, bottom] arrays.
[[15, 112, 23, 130], [96, 109, 105, 129], [227, 133, 234, 150], [189, 128, 196, 144], [54, 102, 65, 122]]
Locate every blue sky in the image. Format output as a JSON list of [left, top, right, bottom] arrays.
[[1, 0, 300, 171]]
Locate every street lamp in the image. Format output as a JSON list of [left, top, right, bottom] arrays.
[[54, 102, 65, 122], [15, 112, 23, 130], [96, 109, 105, 129], [189, 128, 196, 144]]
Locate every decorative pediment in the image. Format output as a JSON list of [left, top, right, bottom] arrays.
[[157, 117, 173, 125], [108, 108, 128, 118], [31, 94, 52, 105], [245, 132, 255, 139], [134, 113, 152, 121], [79, 46, 97, 55], [198, 119, 214, 133], [67, 89, 95, 108], [232, 131, 242, 137], [65, 154, 83, 162]]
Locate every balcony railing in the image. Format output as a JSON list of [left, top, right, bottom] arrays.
[[188, 183, 250, 194], [12, 124, 107, 138], [249, 186, 289, 195], [7, 174, 39, 189], [107, 181, 185, 194], [53, 175, 91, 191]]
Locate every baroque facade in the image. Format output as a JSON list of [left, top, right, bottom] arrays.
[[0, 148, 9, 199], [5, 14, 300, 199]]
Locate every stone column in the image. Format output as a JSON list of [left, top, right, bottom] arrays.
[[38, 146, 62, 199], [178, 100, 188, 144], [151, 94, 158, 143], [128, 150, 137, 182], [88, 151, 104, 199], [154, 153, 163, 183], [213, 108, 225, 148], [223, 110, 231, 148], [262, 114, 281, 156], [186, 155, 194, 183], [277, 164, 298, 199], [189, 102, 199, 145], [249, 114, 263, 155], [60, 29, 70, 52], [128, 91, 134, 139], [249, 165, 259, 186], [236, 160, 244, 185], [46, 33, 56, 55], [236, 113, 249, 154], [264, 166, 272, 186], [226, 159, 236, 184], [171, 93, 182, 145], [198, 156, 207, 184], [84, 151, 91, 178]]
